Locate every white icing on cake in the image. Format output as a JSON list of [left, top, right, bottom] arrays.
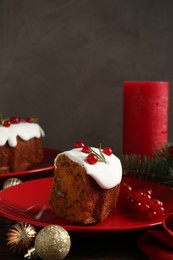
[[55, 147, 122, 190], [0, 122, 45, 147]]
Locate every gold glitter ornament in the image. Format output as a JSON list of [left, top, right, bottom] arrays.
[[6, 222, 37, 254], [2, 177, 22, 189], [35, 225, 71, 260]]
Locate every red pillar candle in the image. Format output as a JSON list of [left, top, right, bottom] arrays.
[[123, 81, 169, 157]]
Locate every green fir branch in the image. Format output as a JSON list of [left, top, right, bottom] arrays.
[[121, 143, 173, 187]]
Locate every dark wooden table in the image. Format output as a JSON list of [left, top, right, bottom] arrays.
[[0, 214, 147, 260], [0, 173, 149, 260], [0, 215, 149, 259]]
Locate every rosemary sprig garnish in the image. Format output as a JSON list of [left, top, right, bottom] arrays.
[[90, 143, 107, 163], [30, 117, 38, 123]]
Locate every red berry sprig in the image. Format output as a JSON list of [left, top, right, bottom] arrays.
[[118, 182, 165, 220], [0, 114, 38, 127], [25, 118, 33, 123], [103, 147, 112, 156], [82, 145, 91, 154], [25, 117, 38, 123], [10, 116, 22, 124], [87, 153, 98, 164], [3, 120, 11, 127], [74, 140, 84, 148], [74, 141, 112, 165]]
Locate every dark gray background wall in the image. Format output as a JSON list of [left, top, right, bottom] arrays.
[[1, 0, 173, 156]]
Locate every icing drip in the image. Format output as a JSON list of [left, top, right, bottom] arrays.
[[0, 122, 45, 147], [55, 147, 122, 189]]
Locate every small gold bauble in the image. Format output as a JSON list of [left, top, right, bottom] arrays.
[[2, 178, 22, 189], [35, 225, 71, 260], [6, 222, 37, 254]]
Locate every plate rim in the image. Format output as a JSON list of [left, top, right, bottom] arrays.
[[0, 147, 60, 178]]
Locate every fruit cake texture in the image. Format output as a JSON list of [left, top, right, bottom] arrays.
[[0, 117, 45, 173], [49, 144, 122, 224]]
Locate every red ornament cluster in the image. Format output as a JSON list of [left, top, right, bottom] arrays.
[[2, 116, 36, 128], [118, 182, 165, 220], [74, 140, 112, 165]]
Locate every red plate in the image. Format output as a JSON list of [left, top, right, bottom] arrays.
[[0, 177, 173, 232], [0, 148, 60, 179]]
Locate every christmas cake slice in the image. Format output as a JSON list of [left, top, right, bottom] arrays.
[[49, 141, 122, 224], [0, 115, 45, 173]]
